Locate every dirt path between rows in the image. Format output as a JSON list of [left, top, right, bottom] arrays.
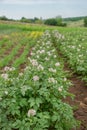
[[64, 62, 87, 130]]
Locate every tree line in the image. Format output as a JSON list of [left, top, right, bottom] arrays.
[[0, 15, 87, 27], [63, 16, 87, 22], [19, 16, 67, 26]]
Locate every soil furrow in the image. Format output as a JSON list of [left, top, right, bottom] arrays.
[[64, 62, 87, 130], [56, 48, 87, 130]]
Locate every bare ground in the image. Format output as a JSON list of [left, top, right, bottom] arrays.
[[64, 62, 87, 130]]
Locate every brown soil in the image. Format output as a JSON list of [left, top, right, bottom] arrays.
[[19, 48, 32, 70], [4, 47, 13, 55], [13, 46, 25, 60], [9, 46, 25, 67], [1, 45, 32, 72], [3, 44, 14, 56], [19, 63, 26, 71], [64, 63, 87, 130], [19, 47, 32, 71]]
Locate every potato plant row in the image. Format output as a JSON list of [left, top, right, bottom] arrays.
[[53, 29, 87, 83], [0, 30, 78, 130], [0, 31, 42, 70]]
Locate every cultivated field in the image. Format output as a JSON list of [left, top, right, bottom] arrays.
[[0, 21, 87, 130]]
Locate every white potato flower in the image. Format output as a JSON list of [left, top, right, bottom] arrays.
[[48, 68, 56, 73], [48, 78, 57, 84], [27, 109, 36, 117], [58, 87, 62, 92], [1, 73, 8, 80], [33, 75, 39, 81], [55, 62, 60, 67], [37, 64, 44, 71]]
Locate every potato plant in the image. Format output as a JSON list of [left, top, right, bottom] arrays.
[[53, 29, 87, 83], [0, 31, 78, 130]]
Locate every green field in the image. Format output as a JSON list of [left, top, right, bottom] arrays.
[[0, 21, 87, 130]]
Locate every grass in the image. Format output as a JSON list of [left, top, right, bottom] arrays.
[[67, 20, 84, 27]]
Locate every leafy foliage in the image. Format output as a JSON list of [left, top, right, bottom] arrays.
[[63, 16, 87, 22], [53, 29, 87, 83], [44, 18, 66, 26], [0, 30, 78, 130], [84, 17, 87, 27]]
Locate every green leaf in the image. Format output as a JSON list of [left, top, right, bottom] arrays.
[[35, 98, 42, 107], [52, 115, 58, 122], [28, 98, 35, 107]]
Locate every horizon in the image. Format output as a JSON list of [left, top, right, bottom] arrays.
[[0, 15, 86, 20], [0, 0, 87, 20]]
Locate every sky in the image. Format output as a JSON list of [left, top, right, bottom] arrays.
[[0, 0, 87, 19]]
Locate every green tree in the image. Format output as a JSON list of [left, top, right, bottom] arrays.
[[0, 16, 8, 20], [84, 17, 87, 27], [44, 18, 58, 26], [44, 17, 66, 26], [56, 16, 62, 26]]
